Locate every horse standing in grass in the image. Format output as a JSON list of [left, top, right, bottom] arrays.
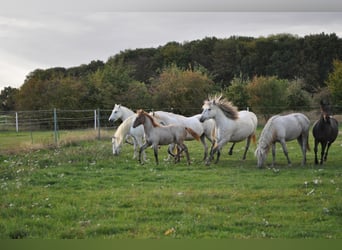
[[312, 100, 339, 165], [255, 113, 310, 168], [133, 109, 200, 165], [151, 111, 215, 160], [108, 104, 145, 160], [199, 95, 258, 165]]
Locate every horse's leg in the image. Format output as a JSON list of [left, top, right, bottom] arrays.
[[139, 142, 150, 165], [153, 144, 159, 165], [169, 144, 182, 163], [242, 136, 252, 160], [271, 143, 276, 166], [279, 139, 291, 166], [228, 143, 235, 155], [131, 136, 139, 159], [166, 144, 176, 161], [320, 141, 327, 164], [323, 142, 332, 162], [214, 148, 221, 164], [200, 134, 208, 161], [297, 135, 306, 166], [180, 143, 190, 165], [112, 138, 115, 155], [206, 145, 215, 165], [137, 136, 147, 162], [314, 140, 319, 165], [211, 139, 229, 165]]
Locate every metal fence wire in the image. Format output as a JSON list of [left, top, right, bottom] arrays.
[[0, 109, 116, 132]]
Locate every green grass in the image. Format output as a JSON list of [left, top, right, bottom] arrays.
[[0, 128, 341, 239]]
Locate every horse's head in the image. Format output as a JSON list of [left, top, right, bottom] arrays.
[[133, 109, 145, 128], [200, 100, 216, 122], [320, 99, 333, 123], [111, 136, 121, 155], [108, 104, 122, 122], [255, 147, 267, 168]]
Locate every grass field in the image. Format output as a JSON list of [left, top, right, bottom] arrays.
[[0, 127, 341, 239]]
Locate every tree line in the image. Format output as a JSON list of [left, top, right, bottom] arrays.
[[1, 33, 342, 116]]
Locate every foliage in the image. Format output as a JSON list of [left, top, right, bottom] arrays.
[[247, 76, 289, 119], [151, 64, 215, 115], [2, 33, 342, 112], [224, 77, 250, 110], [286, 79, 312, 111], [326, 59, 342, 111], [0, 87, 18, 111]]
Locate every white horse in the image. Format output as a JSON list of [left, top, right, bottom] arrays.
[[133, 109, 200, 165], [199, 95, 258, 165], [108, 104, 145, 160], [151, 111, 216, 160], [255, 113, 310, 168]]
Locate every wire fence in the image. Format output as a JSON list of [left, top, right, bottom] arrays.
[[0, 109, 115, 131], [1, 107, 341, 131], [1, 107, 341, 151]]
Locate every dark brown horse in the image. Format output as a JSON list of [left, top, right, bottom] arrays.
[[312, 100, 339, 165]]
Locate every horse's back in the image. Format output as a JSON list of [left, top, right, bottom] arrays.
[[273, 113, 310, 140], [155, 111, 204, 138], [154, 124, 187, 145], [238, 110, 258, 128]]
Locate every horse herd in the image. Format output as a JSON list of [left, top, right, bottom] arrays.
[[108, 96, 339, 168]]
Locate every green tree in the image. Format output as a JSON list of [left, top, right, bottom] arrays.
[[326, 59, 342, 110], [247, 76, 289, 120], [224, 77, 250, 110], [286, 79, 311, 111], [97, 57, 135, 108], [151, 65, 215, 115], [0, 86, 19, 111]]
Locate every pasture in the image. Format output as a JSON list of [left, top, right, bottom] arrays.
[[0, 127, 341, 239]]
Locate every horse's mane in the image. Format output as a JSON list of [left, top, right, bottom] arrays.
[[113, 115, 135, 146], [137, 109, 161, 127], [207, 95, 239, 120], [256, 115, 279, 154]]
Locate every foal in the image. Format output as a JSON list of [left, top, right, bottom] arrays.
[[132, 109, 199, 165]]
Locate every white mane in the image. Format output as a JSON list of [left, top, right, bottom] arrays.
[[112, 115, 136, 150]]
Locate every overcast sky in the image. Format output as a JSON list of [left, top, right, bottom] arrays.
[[1, 1, 342, 90]]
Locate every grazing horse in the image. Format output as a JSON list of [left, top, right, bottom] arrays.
[[132, 109, 200, 165], [111, 115, 146, 161], [151, 111, 215, 160], [199, 95, 258, 165], [108, 104, 145, 159], [312, 100, 339, 165], [255, 113, 310, 168]]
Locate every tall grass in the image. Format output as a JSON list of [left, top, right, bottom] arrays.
[[0, 129, 112, 154], [0, 128, 341, 239]]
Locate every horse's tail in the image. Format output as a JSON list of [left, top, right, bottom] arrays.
[[306, 134, 311, 152], [185, 127, 201, 141], [251, 133, 257, 144]]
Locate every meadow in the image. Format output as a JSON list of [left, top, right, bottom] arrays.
[[0, 127, 341, 239]]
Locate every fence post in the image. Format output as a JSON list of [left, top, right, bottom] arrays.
[[15, 112, 18, 132], [94, 109, 97, 130], [97, 108, 101, 140], [54, 108, 58, 144]]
